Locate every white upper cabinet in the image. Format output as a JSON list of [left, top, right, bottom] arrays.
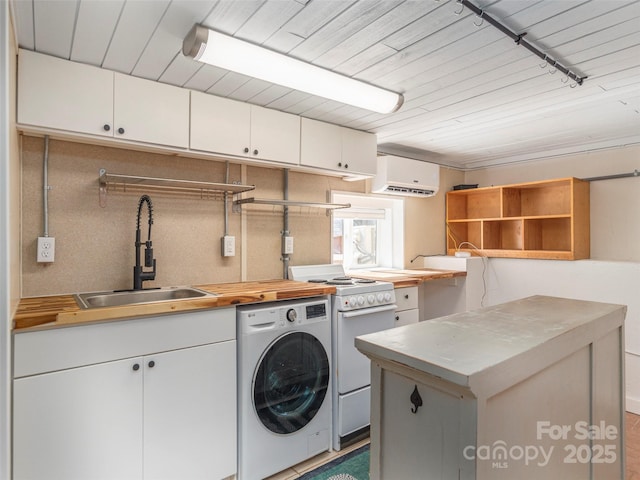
[[114, 73, 190, 148], [190, 92, 251, 156], [18, 49, 114, 137], [300, 118, 342, 170], [250, 104, 300, 165], [17, 49, 374, 175], [300, 117, 377, 176], [342, 126, 377, 176], [190, 91, 300, 165], [17, 49, 190, 148]]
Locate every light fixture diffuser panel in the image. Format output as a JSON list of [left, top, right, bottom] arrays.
[[183, 25, 403, 114]]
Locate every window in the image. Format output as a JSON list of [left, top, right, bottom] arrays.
[[331, 192, 404, 271]]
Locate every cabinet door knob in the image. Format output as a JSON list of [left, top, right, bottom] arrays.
[[244, 147, 249, 153], [253, 149, 258, 155], [132, 363, 140, 371], [148, 360, 155, 368], [103, 124, 111, 132], [410, 385, 423, 414], [344, 163, 349, 169], [395, 315, 400, 321], [337, 162, 342, 167], [405, 294, 409, 299], [117, 127, 125, 135]]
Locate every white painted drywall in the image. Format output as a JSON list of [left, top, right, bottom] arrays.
[[485, 258, 640, 413]]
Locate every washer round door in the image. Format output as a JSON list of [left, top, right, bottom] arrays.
[[253, 331, 330, 434]]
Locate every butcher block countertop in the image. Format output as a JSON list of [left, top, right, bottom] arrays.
[[13, 280, 336, 331], [350, 268, 466, 288]]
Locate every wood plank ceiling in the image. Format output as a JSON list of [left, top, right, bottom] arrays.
[[9, 0, 640, 169]]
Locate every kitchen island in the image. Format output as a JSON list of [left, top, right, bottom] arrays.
[[356, 295, 626, 480]]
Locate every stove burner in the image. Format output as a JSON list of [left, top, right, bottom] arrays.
[[332, 276, 352, 281], [326, 279, 355, 286], [355, 279, 376, 284], [307, 279, 328, 284]]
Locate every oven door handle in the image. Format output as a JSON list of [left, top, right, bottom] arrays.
[[342, 304, 397, 318]]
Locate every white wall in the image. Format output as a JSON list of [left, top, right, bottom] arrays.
[[485, 258, 640, 413]]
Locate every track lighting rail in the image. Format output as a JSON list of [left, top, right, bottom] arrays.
[[456, 0, 586, 86]]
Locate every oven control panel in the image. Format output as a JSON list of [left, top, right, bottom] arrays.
[[334, 289, 396, 311]]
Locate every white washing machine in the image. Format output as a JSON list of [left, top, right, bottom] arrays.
[[237, 297, 332, 480]]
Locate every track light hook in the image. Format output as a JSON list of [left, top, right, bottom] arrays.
[[539, 54, 548, 69], [454, 0, 464, 15], [474, 11, 485, 27]]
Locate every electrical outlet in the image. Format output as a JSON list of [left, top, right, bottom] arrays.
[[37, 236, 55, 263], [221, 235, 235, 257], [283, 236, 294, 255]]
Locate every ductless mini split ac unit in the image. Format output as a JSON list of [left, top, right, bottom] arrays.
[[372, 155, 440, 197]]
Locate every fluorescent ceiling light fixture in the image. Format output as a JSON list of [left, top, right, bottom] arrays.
[[183, 25, 404, 114]]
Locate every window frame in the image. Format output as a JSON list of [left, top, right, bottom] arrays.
[[330, 191, 404, 270]]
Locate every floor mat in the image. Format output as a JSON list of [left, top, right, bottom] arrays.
[[297, 445, 370, 480]]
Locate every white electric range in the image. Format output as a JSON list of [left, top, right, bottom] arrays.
[[289, 264, 396, 450]]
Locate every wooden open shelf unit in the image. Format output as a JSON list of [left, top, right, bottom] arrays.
[[446, 177, 590, 260]]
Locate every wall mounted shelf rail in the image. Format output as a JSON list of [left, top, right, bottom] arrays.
[[98, 169, 255, 207], [233, 198, 351, 211]]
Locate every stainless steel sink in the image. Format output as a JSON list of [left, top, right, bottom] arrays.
[[74, 286, 215, 309]]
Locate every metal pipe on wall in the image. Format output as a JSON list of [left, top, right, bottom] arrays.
[[42, 135, 50, 237], [223, 161, 230, 236], [583, 170, 640, 182], [282, 169, 290, 279]]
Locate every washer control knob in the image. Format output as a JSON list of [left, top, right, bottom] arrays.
[[286, 308, 297, 323], [384, 292, 392, 302], [367, 294, 375, 304], [358, 296, 365, 306], [349, 297, 358, 307], [376, 293, 384, 302]]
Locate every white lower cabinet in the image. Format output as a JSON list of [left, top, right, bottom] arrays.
[[143, 342, 236, 480], [12, 308, 236, 480], [14, 357, 144, 480], [394, 286, 419, 327]]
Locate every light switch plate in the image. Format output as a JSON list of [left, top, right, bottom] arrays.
[[283, 236, 294, 255], [221, 235, 235, 257]]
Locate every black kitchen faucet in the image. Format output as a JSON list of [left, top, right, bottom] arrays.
[[133, 194, 156, 290]]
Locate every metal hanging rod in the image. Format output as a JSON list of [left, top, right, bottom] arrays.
[[582, 169, 640, 182], [455, 0, 587, 86], [98, 169, 255, 207]]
